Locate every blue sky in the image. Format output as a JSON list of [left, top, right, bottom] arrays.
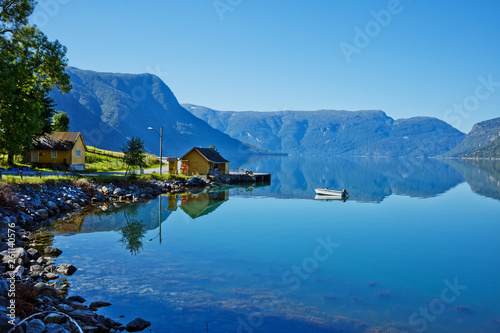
[[31, 0, 500, 133]]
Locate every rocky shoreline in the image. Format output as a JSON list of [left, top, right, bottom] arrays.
[[0, 176, 212, 333]]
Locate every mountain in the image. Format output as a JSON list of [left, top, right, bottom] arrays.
[[464, 137, 500, 158], [445, 117, 500, 157], [183, 104, 466, 157], [49, 67, 269, 158]]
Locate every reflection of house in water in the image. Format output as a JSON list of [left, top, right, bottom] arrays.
[[179, 191, 229, 219]]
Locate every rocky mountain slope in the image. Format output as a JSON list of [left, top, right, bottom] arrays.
[[49, 67, 268, 158], [445, 117, 500, 158], [183, 104, 466, 157]]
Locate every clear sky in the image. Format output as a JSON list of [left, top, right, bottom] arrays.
[[31, 0, 500, 133]]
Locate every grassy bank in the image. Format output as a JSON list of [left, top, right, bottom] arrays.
[[84, 146, 160, 172], [0, 172, 190, 186]]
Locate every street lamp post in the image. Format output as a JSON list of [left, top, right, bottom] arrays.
[[148, 126, 163, 176]]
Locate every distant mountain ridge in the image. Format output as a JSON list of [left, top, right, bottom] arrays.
[[49, 67, 270, 158], [445, 117, 500, 158], [183, 104, 466, 157]]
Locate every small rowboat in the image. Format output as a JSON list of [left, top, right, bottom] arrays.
[[314, 188, 349, 198]]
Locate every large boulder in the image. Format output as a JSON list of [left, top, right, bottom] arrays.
[[126, 318, 151, 332], [1, 248, 29, 266], [56, 264, 77, 276], [44, 247, 63, 257], [27, 248, 41, 260]]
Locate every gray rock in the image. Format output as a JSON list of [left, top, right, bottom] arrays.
[[57, 304, 74, 313], [1, 247, 29, 265], [46, 201, 59, 211], [44, 272, 59, 280], [101, 186, 109, 195], [29, 264, 44, 272], [67, 301, 86, 309], [38, 285, 58, 297], [56, 264, 77, 276], [27, 248, 41, 260], [113, 188, 123, 196], [125, 318, 151, 332], [45, 323, 70, 333], [102, 317, 121, 328], [44, 265, 57, 273], [44, 247, 63, 257], [26, 318, 45, 333], [80, 326, 99, 333], [67, 295, 86, 303], [89, 301, 111, 309], [44, 313, 65, 324], [35, 209, 49, 219], [68, 308, 96, 320]]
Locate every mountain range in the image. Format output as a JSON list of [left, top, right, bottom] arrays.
[[183, 104, 466, 157], [49, 67, 500, 159], [49, 67, 268, 158]]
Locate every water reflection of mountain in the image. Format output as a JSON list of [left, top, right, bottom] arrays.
[[240, 156, 466, 202], [444, 159, 500, 201]]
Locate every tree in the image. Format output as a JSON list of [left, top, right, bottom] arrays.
[[121, 136, 146, 176], [0, 0, 71, 164], [52, 111, 70, 132], [118, 212, 146, 255], [209, 144, 220, 153]]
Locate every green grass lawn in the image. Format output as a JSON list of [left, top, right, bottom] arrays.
[[83, 146, 160, 172]]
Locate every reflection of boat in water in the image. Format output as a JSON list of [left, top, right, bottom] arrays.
[[314, 195, 348, 201], [315, 188, 349, 197]]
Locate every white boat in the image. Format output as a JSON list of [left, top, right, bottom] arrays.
[[314, 195, 345, 201], [314, 188, 349, 197]]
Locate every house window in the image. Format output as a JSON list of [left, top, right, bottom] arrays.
[[51, 150, 57, 158], [76, 149, 82, 157]]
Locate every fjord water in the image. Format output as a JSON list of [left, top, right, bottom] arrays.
[[48, 157, 500, 333]]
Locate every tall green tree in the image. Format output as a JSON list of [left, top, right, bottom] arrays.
[[0, 0, 71, 164], [121, 136, 146, 176], [52, 111, 69, 132]]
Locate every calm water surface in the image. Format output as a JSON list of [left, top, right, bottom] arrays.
[[46, 157, 500, 333]]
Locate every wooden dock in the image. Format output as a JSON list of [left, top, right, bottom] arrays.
[[229, 172, 271, 183]]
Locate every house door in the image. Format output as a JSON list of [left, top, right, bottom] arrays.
[[31, 151, 39, 163]]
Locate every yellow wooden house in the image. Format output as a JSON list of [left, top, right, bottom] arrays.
[[180, 147, 229, 175], [26, 132, 86, 171]]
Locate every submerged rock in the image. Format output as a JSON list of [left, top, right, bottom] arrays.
[[90, 301, 111, 309], [67, 295, 86, 303], [125, 318, 151, 332]]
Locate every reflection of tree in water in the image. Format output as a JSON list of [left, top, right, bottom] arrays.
[[118, 212, 146, 255]]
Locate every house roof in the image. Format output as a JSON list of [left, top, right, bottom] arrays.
[[33, 132, 86, 151], [182, 147, 229, 163]]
